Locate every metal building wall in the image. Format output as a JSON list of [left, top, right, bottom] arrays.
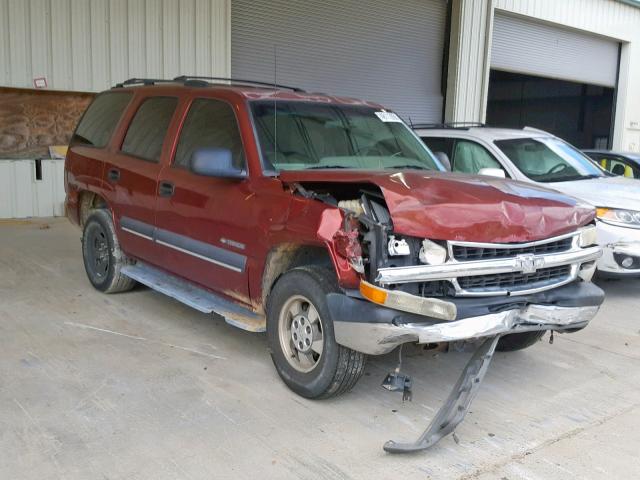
[[0, 0, 231, 92], [447, 0, 640, 152], [0, 0, 230, 218], [0, 160, 65, 218], [231, 0, 447, 124]]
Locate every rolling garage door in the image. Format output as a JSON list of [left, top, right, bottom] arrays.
[[491, 12, 619, 88], [231, 0, 447, 123]]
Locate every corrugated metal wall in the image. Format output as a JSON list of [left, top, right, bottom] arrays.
[[0, 160, 65, 218], [491, 12, 620, 87], [231, 0, 447, 124], [0, 0, 230, 92], [0, 0, 230, 218]]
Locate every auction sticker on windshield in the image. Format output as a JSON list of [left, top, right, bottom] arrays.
[[375, 111, 402, 123]]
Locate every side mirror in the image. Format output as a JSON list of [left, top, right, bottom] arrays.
[[190, 148, 246, 179], [433, 151, 451, 171], [478, 167, 506, 178]]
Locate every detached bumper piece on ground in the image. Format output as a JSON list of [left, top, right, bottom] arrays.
[[383, 335, 500, 454]]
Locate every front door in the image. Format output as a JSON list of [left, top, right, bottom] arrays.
[[153, 97, 253, 304]]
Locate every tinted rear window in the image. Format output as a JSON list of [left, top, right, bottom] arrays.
[[71, 92, 132, 148], [122, 96, 178, 162]]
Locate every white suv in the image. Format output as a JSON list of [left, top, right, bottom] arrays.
[[416, 125, 640, 278]]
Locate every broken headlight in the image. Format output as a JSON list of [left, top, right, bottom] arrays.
[[419, 239, 447, 265]]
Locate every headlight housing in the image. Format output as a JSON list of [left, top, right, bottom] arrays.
[[578, 225, 598, 247], [596, 208, 640, 229], [419, 239, 447, 265]]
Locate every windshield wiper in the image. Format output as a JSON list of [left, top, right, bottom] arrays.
[[305, 165, 349, 169], [386, 165, 430, 170], [544, 174, 602, 182]]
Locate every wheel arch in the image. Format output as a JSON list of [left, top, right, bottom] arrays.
[[260, 243, 335, 311], [78, 190, 110, 227]]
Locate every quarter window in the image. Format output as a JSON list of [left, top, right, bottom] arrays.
[[122, 97, 178, 162], [71, 92, 132, 148], [174, 98, 245, 170]]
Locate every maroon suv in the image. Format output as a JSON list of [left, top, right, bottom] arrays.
[[65, 77, 603, 452]]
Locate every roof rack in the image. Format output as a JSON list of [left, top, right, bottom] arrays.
[[113, 78, 176, 88], [411, 122, 486, 130], [112, 76, 305, 92], [173, 76, 306, 92]]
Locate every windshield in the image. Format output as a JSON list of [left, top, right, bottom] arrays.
[[250, 101, 442, 172], [495, 137, 605, 183]]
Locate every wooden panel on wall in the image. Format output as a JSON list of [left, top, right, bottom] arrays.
[[0, 87, 94, 159]]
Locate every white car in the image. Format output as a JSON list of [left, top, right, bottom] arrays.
[[416, 125, 640, 277]]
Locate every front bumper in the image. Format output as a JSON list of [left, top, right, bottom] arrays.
[[596, 220, 640, 276], [329, 282, 604, 355]]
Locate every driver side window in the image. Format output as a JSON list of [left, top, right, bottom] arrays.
[[452, 140, 503, 174]]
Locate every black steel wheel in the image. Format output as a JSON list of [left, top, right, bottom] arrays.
[[82, 209, 136, 293]]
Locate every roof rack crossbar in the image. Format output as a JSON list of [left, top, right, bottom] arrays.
[[114, 78, 176, 88], [173, 75, 306, 92]]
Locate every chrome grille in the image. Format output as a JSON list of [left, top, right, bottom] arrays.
[[457, 265, 572, 293], [451, 237, 573, 261]]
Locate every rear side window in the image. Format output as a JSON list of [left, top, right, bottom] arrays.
[[71, 92, 132, 148], [173, 98, 245, 170], [122, 97, 178, 162], [421, 136, 453, 159]]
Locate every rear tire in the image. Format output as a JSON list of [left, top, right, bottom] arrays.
[[82, 209, 136, 293], [496, 331, 545, 352], [266, 267, 366, 399]]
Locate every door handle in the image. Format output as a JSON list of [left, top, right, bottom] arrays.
[[158, 181, 175, 197], [107, 168, 120, 182]]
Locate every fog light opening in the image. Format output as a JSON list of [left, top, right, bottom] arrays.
[[621, 256, 634, 268]]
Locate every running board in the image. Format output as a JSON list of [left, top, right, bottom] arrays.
[[121, 262, 266, 332]]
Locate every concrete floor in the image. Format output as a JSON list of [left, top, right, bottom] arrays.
[[1, 218, 639, 480]]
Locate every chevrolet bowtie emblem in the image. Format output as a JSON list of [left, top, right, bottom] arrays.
[[516, 254, 545, 274]]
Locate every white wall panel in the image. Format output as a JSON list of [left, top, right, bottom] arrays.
[[0, 160, 65, 218], [0, 0, 230, 92]]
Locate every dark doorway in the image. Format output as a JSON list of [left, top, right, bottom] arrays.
[[486, 70, 615, 149]]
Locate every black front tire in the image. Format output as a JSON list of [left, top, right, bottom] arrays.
[[496, 331, 545, 352], [266, 267, 366, 399], [82, 209, 136, 293]]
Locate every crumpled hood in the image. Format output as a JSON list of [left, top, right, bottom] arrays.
[[279, 170, 595, 243], [552, 176, 640, 211]]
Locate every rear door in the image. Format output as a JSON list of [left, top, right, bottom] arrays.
[[153, 96, 253, 303], [103, 95, 179, 265]]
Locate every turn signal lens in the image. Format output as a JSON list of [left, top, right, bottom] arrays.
[[360, 281, 388, 304], [359, 281, 457, 320]]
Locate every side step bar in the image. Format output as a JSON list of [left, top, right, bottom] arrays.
[[121, 262, 266, 332]]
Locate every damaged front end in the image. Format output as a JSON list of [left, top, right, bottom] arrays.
[[287, 173, 605, 453]]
